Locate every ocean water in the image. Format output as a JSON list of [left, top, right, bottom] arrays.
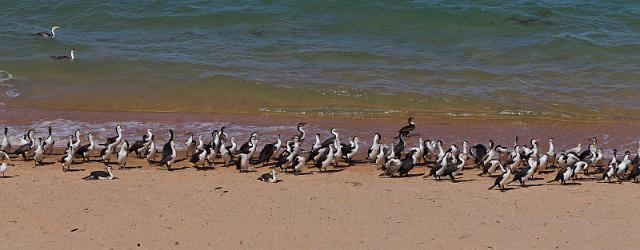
[[1, 1, 640, 120]]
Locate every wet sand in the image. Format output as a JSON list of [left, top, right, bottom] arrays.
[[1, 154, 639, 249], [2, 107, 640, 249]]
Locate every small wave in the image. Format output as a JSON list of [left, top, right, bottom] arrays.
[[0, 70, 19, 98], [0, 70, 13, 82]]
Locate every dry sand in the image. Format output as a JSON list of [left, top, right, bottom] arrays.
[[1, 152, 639, 250]]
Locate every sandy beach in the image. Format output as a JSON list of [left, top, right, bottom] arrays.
[[1, 146, 640, 249]]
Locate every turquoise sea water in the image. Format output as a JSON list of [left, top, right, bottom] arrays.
[[1, 1, 639, 120]]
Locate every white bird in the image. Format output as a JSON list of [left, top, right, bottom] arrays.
[[33, 138, 45, 166], [60, 145, 74, 172], [185, 132, 196, 157], [0, 127, 10, 152], [117, 140, 130, 169], [375, 145, 388, 170], [146, 135, 158, 162], [367, 133, 382, 162], [219, 140, 231, 167], [0, 162, 10, 177], [43, 126, 55, 155]]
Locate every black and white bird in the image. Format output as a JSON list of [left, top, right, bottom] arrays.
[[60, 145, 74, 172], [236, 153, 251, 173], [189, 148, 208, 168], [257, 135, 282, 166], [160, 130, 177, 169], [146, 135, 158, 162], [398, 117, 415, 137], [321, 128, 339, 148], [549, 164, 575, 185], [33, 138, 45, 166], [311, 133, 322, 151], [393, 133, 406, 160], [36, 26, 60, 37], [82, 165, 116, 180], [367, 133, 382, 162], [0, 127, 10, 152], [11, 129, 35, 160], [295, 122, 307, 143], [257, 169, 278, 183], [291, 155, 305, 175], [315, 144, 334, 172], [103, 125, 124, 153], [43, 126, 55, 155], [219, 140, 232, 167], [341, 136, 360, 166], [127, 134, 149, 158], [488, 166, 513, 192], [70, 129, 82, 155], [185, 132, 196, 157], [117, 140, 130, 169], [50, 49, 75, 60], [75, 132, 96, 162]]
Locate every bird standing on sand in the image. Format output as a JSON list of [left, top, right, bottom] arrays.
[[185, 132, 196, 157], [75, 132, 96, 162], [146, 135, 158, 162], [117, 140, 130, 169], [367, 133, 381, 162], [103, 125, 123, 154], [36, 26, 60, 37], [127, 134, 148, 158], [160, 130, 176, 170], [236, 153, 251, 173], [1, 127, 10, 152], [33, 138, 45, 166], [43, 126, 55, 155], [257, 135, 281, 166], [60, 145, 74, 172], [0, 162, 11, 177], [488, 166, 513, 192]]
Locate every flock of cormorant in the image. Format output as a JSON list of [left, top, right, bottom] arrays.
[[1, 117, 640, 191]]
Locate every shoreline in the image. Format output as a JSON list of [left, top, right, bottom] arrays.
[[1, 106, 639, 152]]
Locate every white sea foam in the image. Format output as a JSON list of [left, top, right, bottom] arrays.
[[0, 70, 19, 99]]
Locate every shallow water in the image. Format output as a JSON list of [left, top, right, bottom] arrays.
[[1, 1, 640, 120]]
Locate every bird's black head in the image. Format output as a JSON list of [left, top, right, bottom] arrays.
[[298, 122, 306, 127]]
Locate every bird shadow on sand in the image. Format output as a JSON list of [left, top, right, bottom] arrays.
[[450, 179, 475, 183], [286, 172, 312, 176], [63, 168, 85, 172], [166, 166, 190, 171], [37, 161, 57, 166], [559, 182, 582, 186], [317, 169, 345, 174], [538, 169, 556, 174], [193, 166, 215, 171], [119, 166, 143, 170], [0, 175, 17, 178], [237, 170, 259, 173]]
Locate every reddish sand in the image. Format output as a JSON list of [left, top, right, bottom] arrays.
[[1, 107, 640, 249], [0, 154, 639, 249]]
